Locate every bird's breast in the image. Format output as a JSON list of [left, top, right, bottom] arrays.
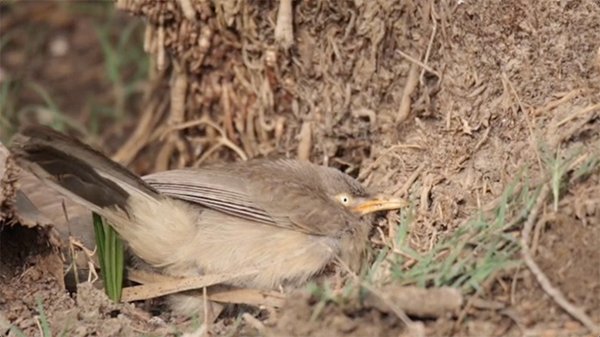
[[164, 209, 343, 289]]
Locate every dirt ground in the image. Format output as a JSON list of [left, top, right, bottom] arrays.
[[1, 1, 599, 337]]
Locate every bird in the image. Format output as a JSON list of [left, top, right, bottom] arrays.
[[10, 125, 407, 316]]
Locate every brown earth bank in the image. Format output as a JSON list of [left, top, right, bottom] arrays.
[[1, 0, 599, 336]]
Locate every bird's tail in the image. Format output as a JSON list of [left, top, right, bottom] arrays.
[[10, 125, 197, 267], [10, 125, 160, 215]]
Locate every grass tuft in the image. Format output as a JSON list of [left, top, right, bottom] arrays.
[[93, 212, 125, 302], [36, 299, 52, 337], [384, 178, 530, 293]]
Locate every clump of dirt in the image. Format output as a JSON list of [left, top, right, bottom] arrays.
[[1, 264, 73, 336], [268, 292, 404, 337], [0, 256, 176, 337]]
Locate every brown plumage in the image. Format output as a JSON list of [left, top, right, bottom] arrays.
[[10, 125, 406, 315]]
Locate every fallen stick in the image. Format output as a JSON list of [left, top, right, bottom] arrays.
[[362, 285, 463, 318], [122, 269, 257, 302]]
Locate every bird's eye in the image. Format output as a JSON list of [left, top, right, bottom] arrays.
[[337, 194, 351, 205]]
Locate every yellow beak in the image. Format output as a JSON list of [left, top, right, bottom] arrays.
[[352, 195, 409, 215]]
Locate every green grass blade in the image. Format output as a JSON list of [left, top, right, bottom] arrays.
[[92, 212, 124, 302], [36, 299, 52, 337]]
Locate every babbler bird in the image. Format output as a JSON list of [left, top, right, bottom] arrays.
[[10, 125, 407, 315]]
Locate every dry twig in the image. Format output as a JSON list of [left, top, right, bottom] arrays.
[[164, 117, 248, 165], [156, 64, 190, 170], [533, 89, 584, 115], [397, 64, 420, 123], [296, 121, 312, 161], [122, 269, 258, 302], [395, 50, 439, 77], [274, 0, 294, 49], [420, 0, 438, 83], [556, 102, 600, 127], [156, 22, 166, 71], [177, 0, 196, 21], [363, 285, 462, 318], [126, 269, 285, 307]]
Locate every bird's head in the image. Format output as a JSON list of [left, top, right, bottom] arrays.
[[318, 166, 408, 216]]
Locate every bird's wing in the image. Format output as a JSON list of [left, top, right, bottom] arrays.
[[143, 162, 354, 236], [143, 169, 277, 226]]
